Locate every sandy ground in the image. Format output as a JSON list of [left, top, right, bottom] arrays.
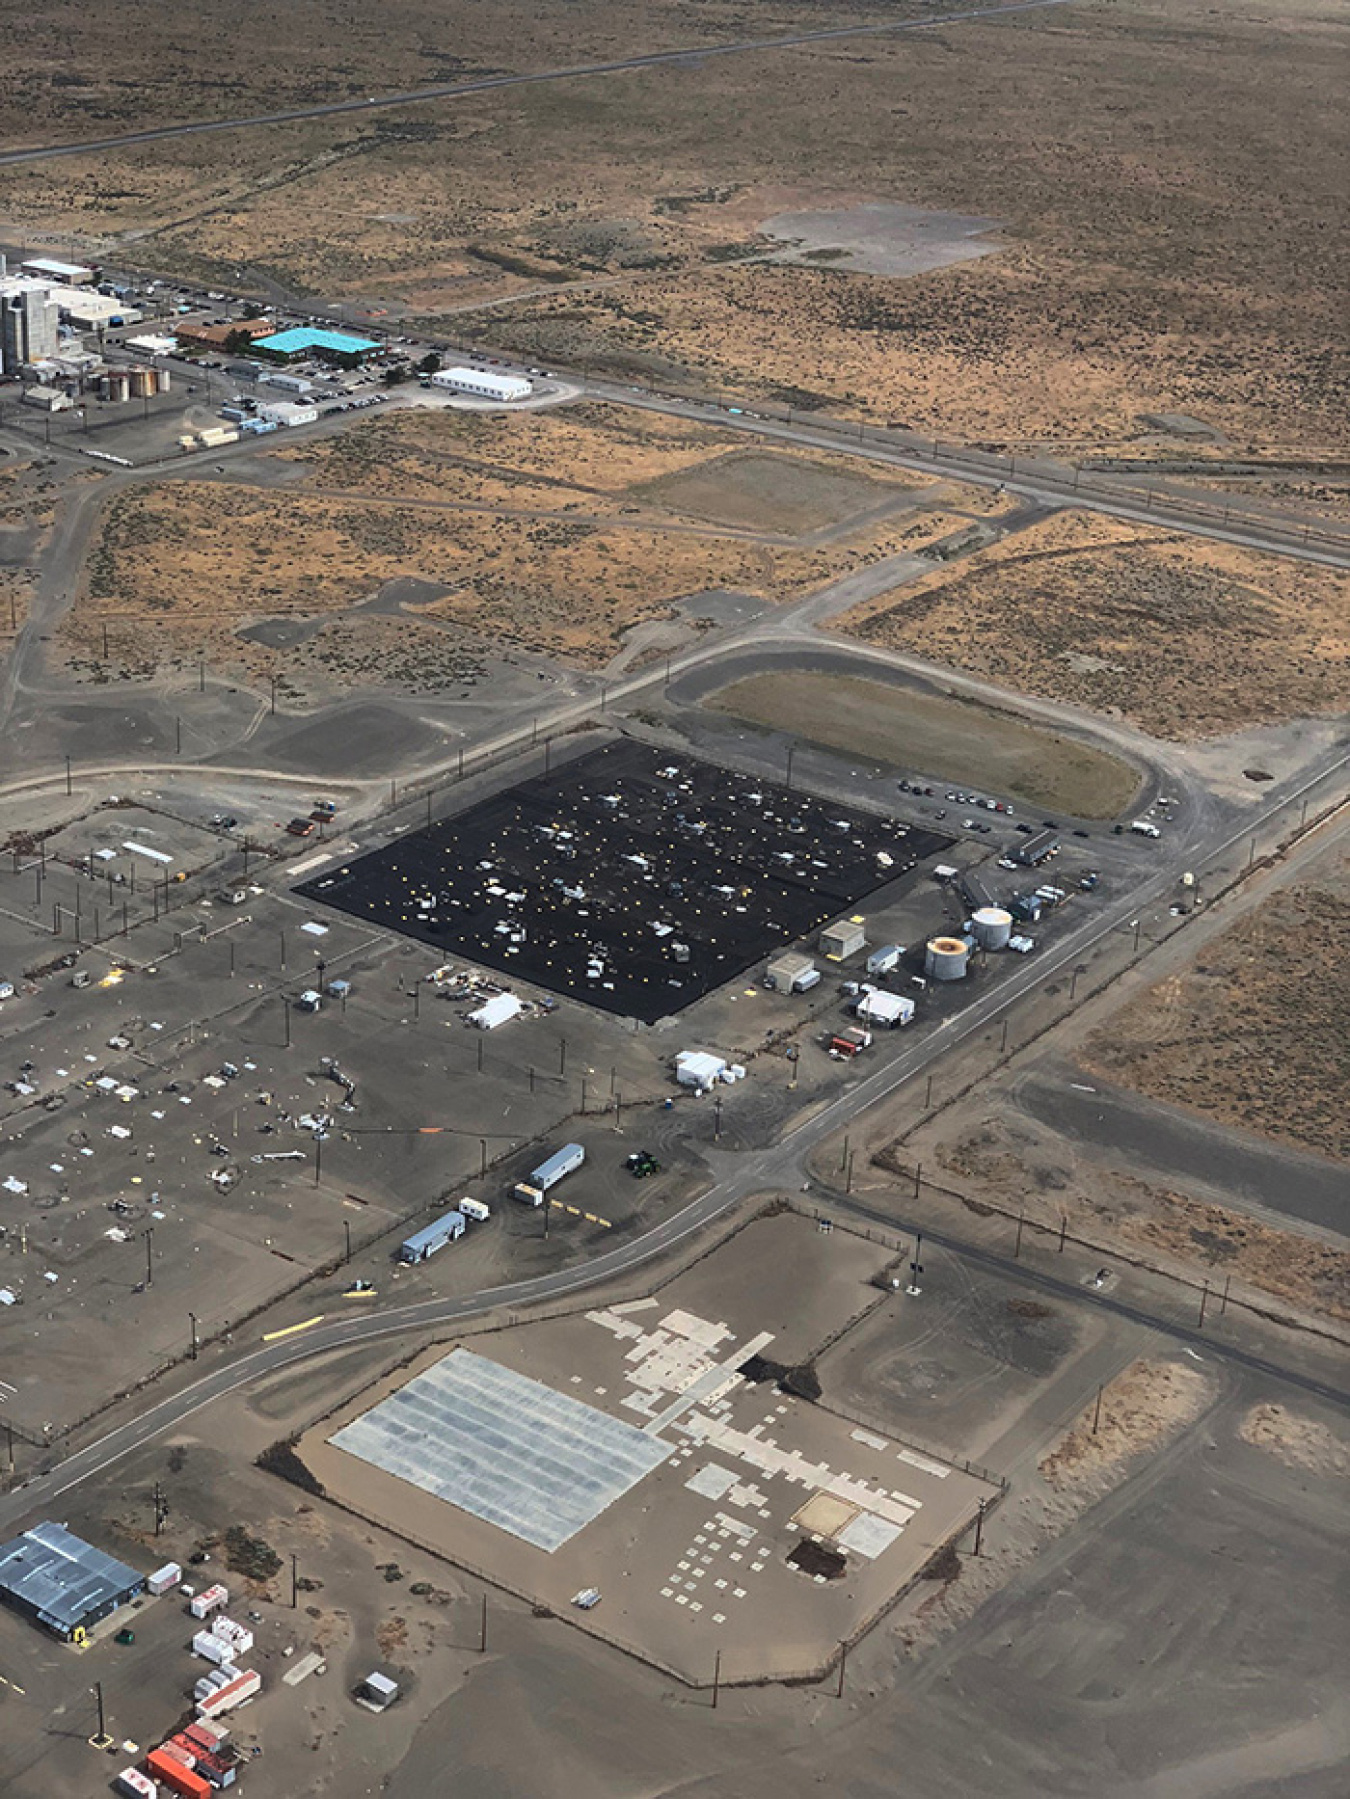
[[1038, 1358, 1210, 1495], [1239, 1402, 1349, 1479], [708, 668, 1141, 817], [3, 1, 1344, 459], [55, 408, 977, 683], [837, 509, 1350, 738], [1082, 856, 1350, 1163]]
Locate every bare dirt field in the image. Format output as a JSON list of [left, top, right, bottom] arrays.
[[1081, 862, 1350, 1164], [1239, 1402, 1349, 1480], [708, 668, 1141, 817], [838, 509, 1350, 738], [1038, 1357, 1211, 1498], [3, 1, 1344, 457], [297, 1211, 995, 1684], [56, 408, 975, 686], [0, 0, 908, 143], [632, 448, 918, 535]]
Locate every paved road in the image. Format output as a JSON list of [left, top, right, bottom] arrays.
[[0, 0, 1073, 167], [0, 744, 1342, 1536]]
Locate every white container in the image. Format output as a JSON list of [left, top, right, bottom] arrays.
[[115, 1770, 158, 1799], [148, 1560, 181, 1595], [211, 1618, 254, 1656], [189, 1583, 228, 1620]]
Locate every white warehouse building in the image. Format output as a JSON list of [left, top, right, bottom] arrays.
[[432, 366, 533, 404]]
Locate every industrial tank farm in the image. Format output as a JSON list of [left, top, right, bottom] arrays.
[[297, 741, 954, 1022]]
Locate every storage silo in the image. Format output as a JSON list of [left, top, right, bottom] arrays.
[[971, 906, 1013, 951], [925, 935, 970, 981], [155, 365, 171, 393]]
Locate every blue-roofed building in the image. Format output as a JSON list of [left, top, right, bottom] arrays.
[[252, 326, 381, 365], [0, 1521, 144, 1639]]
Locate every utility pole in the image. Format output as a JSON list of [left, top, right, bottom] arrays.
[[189, 1312, 198, 1360], [144, 1226, 154, 1288], [559, 1037, 567, 1078], [836, 1639, 847, 1698], [92, 1681, 106, 1740], [291, 1553, 298, 1608], [344, 1219, 352, 1264], [906, 1232, 923, 1296], [712, 1648, 721, 1709], [972, 1496, 987, 1556], [314, 1134, 322, 1185], [283, 996, 291, 1049], [1092, 1385, 1103, 1435], [480, 1594, 488, 1653]]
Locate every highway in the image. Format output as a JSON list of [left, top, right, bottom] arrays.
[[0, 741, 1342, 1539], [0, 0, 1073, 169]]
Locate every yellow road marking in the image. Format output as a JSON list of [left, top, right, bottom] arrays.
[[262, 1315, 325, 1342]]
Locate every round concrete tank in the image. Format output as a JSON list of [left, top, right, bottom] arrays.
[[971, 906, 1013, 951], [925, 935, 970, 981]]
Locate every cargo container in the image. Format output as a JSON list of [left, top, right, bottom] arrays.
[[459, 1197, 491, 1222], [397, 1207, 466, 1262], [148, 1561, 181, 1595], [830, 1026, 872, 1057], [195, 1668, 261, 1719], [864, 944, 902, 978], [116, 1770, 158, 1799], [192, 1629, 234, 1665], [183, 1721, 230, 1755], [513, 1142, 584, 1205], [170, 1735, 236, 1788], [189, 1583, 228, 1620], [146, 1748, 211, 1799], [210, 1617, 253, 1656]]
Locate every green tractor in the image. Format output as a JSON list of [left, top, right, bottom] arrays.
[[625, 1149, 661, 1179]]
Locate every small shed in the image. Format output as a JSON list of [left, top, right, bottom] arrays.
[[856, 989, 915, 1028], [819, 918, 866, 962], [357, 1671, 400, 1712], [765, 951, 819, 993]]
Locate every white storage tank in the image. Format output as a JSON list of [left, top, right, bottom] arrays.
[[925, 935, 970, 981], [971, 906, 1013, 951]]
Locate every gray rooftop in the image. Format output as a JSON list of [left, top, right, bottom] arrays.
[[331, 1347, 668, 1552], [0, 1520, 143, 1632]]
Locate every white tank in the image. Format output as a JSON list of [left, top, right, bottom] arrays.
[[156, 366, 171, 393], [925, 935, 970, 981], [971, 906, 1013, 951]]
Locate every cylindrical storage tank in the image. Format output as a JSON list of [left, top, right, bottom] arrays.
[[110, 372, 130, 401], [132, 367, 154, 397], [971, 906, 1013, 951], [156, 365, 172, 393], [98, 376, 111, 399], [925, 935, 970, 981]]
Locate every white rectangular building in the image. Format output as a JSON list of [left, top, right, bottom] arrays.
[[432, 366, 532, 403], [21, 256, 94, 285], [468, 992, 523, 1030], [257, 400, 319, 427]]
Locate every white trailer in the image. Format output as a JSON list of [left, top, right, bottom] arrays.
[[513, 1142, 585, 1205]]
